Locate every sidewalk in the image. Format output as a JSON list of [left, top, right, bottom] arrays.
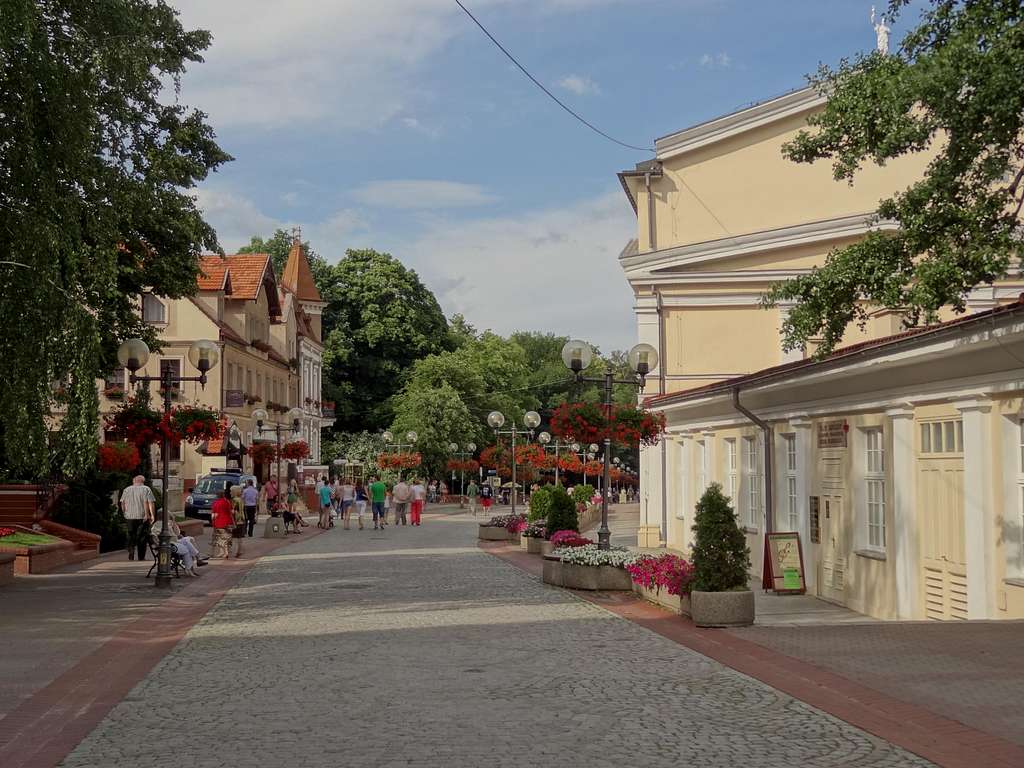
[[0, 519, 324, 768]]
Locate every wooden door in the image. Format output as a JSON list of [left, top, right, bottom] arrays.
[[918, 459, 967, 620], [818, 495, 846, 604]]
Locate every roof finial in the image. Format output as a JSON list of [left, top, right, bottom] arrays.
[[870, 5, 890, 55], [291, 225, 302, 245]]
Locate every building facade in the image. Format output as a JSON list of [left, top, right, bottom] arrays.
[[618, 87, 1024, 620]]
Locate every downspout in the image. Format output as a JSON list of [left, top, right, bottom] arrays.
[[645, 172, 656, 251], [732, 388, 774, 537], [656, 290, 667, 544]]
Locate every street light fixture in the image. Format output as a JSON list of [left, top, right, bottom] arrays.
[[117, 337, 220, 588], [448, 441, 477, 504], [382, 430, 418, 479], [537, 430, 574, 486], [253, 405, 304, 514], [487, 411, 539, 516], [561, 339, 658, 550]]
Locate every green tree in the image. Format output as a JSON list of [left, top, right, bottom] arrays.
[[766, 0, 1024, 354], [691, 483, 750, 592], [238, 228, 332, 286], [388, 383, 475, 479], [0, 0, 231, 480], [320, 249, 450, 431], [545, 486, 579, 534]]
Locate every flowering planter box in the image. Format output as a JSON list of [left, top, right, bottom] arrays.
[[690, 589, 755, 628], [633, 582, 691, 617], [525, 536, 552, 556], [478, 524, 510, 541], [561, 562, 633, 591]]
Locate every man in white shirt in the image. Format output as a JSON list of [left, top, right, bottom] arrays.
[[119, 475, 155, 561], [392, 479, 412, 525], [410, 478, 426, 526]]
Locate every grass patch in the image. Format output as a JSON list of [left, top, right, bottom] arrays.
[[0, 531, 61, 547]]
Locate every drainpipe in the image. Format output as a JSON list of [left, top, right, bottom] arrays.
[[645, 172, 656, 251], [732, 388, 774, 536], [656, 290, 667, 544]]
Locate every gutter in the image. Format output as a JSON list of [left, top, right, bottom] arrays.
[[656, 290, 667, 543], [732, 388, 774, 538]]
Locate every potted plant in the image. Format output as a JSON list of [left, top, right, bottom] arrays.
[[626, 553, 695, 616], [477, 513, 524, 542], [544, 485, 578, 537], [546, 543, 637, 590], [522, 521, 550, 554], [689, 483, 754, 627]]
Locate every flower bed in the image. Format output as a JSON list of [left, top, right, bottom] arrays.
[[626, 553, 695, 617], [0, 526, 78, 575], [543, 544, 640, 591], [549, 530, 592, 548], [478, 513, 525, 542]]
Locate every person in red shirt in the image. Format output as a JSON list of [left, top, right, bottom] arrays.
[[211, 488, 234, 559]]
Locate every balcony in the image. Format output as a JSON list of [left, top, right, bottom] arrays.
[[321, 401, 335, 418]]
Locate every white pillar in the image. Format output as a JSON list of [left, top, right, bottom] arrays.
[[887, 406, 918, 619], [790, 415, 815, 591], [701, 430, 717, 487], [638, 442, 662, 548], [956, 398, 994, 619]]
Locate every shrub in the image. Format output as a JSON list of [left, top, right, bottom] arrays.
[[626, 554, 695, 597], [691, 483, 750, 592], [549, 530, 591, 548], [571, 484, 594, 508], [50, 473, 127, 553], [545, 486, 578, 536], [527, 485, 554, 522]]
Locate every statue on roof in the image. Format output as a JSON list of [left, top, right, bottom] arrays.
[[871, 6, 890, 55]]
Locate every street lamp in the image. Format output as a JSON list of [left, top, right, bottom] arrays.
[[117, 337, 220, 588], [487, 410, 539, 516], [253, 406, 304, 514], [448, 441, 477, 504], [537, 431, 574, 486], [383, 430, 418, 479], [561, 339, 658, 550]]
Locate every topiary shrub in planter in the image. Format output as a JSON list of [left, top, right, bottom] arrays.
[[690, 483, 753, 627], [527, 485, 554, 522], [545, 486, 578, 536]]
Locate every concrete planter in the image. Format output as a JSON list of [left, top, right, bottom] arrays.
[[634, 583, 691, 617], [525, 536, 552, 556], [509, 532, 521, 547], [478, 524, 509, 541], [542, 554, 564, 586], [561, 562, 633, 591], [690, 589, 755, 628]]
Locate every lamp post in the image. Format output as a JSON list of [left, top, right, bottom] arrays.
[[536, 432, 574, 486], [561, 339, 658, 550], [448, 441, 477, 505], [487, 411, 540, 516], [117, 337, 220, 588], [252, 406, 304, 514], [383, 430, 418, 479]]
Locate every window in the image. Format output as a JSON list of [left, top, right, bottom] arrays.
[[142, 293, 166, 324], [920, 419, 963, 454], [864, 428, 886, 551], [743, 436, 762, 528], [724, 438, 738, 503], [783, 434, 798, 531], [104, 368, 125, 388], [696, 440, 707, 494]]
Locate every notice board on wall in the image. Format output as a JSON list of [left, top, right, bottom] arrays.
[[763, 532, 807, 594]]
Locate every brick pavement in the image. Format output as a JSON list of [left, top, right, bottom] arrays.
[[59, 509, 931, 768]]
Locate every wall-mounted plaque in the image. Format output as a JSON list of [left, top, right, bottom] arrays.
[[225, 389, 245, 408], [817, 420, 848, 448], [809, 496, 820, 543]]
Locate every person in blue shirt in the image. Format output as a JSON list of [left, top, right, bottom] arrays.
[[318, 476, 333, 529]]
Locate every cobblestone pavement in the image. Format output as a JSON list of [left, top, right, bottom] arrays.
[[60, 511, 933, 768]]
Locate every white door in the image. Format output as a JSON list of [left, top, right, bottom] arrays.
[[818, 495, 846, 604]]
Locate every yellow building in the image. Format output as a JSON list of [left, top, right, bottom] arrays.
[[99, 240, 333, 501], [619, 87, 1024, 620]]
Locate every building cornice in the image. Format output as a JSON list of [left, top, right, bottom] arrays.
[[654, 87, 825, 161], [621, 213, 894, 279]]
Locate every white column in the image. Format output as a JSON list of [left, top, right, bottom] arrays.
[[790, 415, 815, 590], [701, 430, 717, 486], [956, 398, 994, 619], [886, 406, 918, 619], [638, 443, 661, 547], [678, 434, 692, 520]]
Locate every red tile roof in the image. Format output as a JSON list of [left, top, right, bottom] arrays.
[[198, 253, 274, 301], [281, 239, 323, 303]]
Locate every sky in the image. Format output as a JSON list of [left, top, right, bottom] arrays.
[[173, 0, 921, 352]]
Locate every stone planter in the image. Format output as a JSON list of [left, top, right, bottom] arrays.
[[508, 532, 521, 547], [525, 537, 552, 556], [542, 554, 564, 586], [690, 589, 755, 628], [634, 583, 691, 617], [0, 539, 78, 575], [561, 562, 633, 591], [478, 524, 509, 541]]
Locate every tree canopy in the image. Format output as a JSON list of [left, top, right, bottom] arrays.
[[237, 228, 332, 286], [0, 0, 230, 480], [766, 0, 1024, 354]]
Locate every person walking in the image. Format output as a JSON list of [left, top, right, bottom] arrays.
[[242, 479, 259, 537], [119, 475, 156, 561], [410, 477, 426, 526], [384, 488, 392, 526], [369, 476, 387, 530], [354, 482, 368, 529], [392, 477, 411, 526], [230, 485, 246, 558], [210, 488, 234, 559], [264, 476, 279, 516], [317, 479, 333, 529], [466, 479, 479, 516], [480, 481, 493, 514], [340, 477, 355, 529]]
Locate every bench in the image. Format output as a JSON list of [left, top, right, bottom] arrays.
[[146, 536, 185, 579]]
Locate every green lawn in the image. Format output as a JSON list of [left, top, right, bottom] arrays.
[[0, 531, 61, 547]]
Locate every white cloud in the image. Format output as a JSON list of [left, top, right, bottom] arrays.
[[398, 191, 637, 351], [556, 74, 602, 96], [400, 116, 442, 139], [281, 191, 300, 206], [351, 180, 497, 210], [699, 52, 733, 69]]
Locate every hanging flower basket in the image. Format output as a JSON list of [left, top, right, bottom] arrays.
[[280, 440, 310, 461], [250, 442, 277, 465], [163, 405, 224, 445], [479, 444, 507, 469], [557, 454, 583, 473], [105, 395, 164, 446], [97, 441, 141, 474], [377, 452, 421, 470], [515, 443, 552, 470], [584, 460, 604, 476], [550, 402, 665, 447], [446, 459, 480, 473]]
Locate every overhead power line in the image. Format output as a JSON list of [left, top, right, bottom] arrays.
[[453, 0, 653, 153]]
